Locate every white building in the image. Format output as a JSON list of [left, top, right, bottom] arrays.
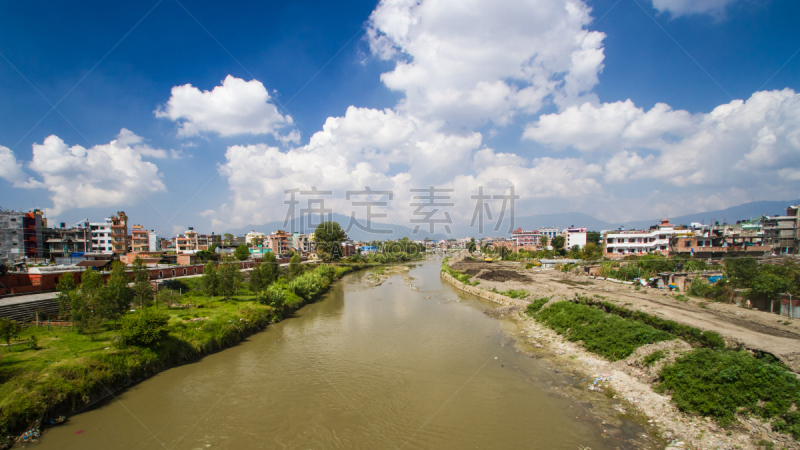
[[563, 227, 587, 249], [148, 231, 161, 252], [89, 219, 113, 254], [245, 231, 266, 246], [604, 219, 687, 257], [539, 227, 559, 239]]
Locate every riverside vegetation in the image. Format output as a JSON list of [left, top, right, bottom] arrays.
[[523, 294, 800, 440], [0, 242, 422, 447]]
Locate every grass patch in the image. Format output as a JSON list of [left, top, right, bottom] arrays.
[[657, 349, 800, 437], [441, 262, 479, 286], [534, 301, 675, 361], [525, 297, 550, 315], [642, 349, 667, 367], [500, 289, 528, 299], [574, 296, 726, 350]]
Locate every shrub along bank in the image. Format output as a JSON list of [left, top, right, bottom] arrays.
[[525, 296, 797, 440], [0, 261, 374, 446]]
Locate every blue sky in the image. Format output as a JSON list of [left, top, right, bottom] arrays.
[[1, 0, 798, 237]]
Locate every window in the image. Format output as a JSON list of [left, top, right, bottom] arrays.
[[159, 271, 163, 278], [171, 270, 176, 277], [684, 241, 692, 247], [194, 268, 197, 274], [183, 269, 187, 275]]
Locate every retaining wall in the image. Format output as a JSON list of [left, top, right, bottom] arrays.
[[440, 271, 529, 308]]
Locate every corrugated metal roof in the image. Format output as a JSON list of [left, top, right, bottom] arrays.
[[76, 260, 112, 267]]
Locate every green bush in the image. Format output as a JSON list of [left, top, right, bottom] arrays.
[[120, 312, 170, 347], [658, 349, 800, 435], [535, 301, 675, 361], [642, 349, 666, 367], [526, 297, 550, 315], [501, 289, 529, 299], [688, 278, 712, 297], [579, 298, 726, 350]]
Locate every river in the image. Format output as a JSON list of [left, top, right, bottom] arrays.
[[34, 261, 637, 449]]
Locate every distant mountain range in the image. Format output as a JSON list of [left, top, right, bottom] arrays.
[[223, 199, 799, 240]]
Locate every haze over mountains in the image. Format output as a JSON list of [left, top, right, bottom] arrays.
[[226, 199, 799, 241]]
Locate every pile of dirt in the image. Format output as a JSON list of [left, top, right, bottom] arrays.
[[462, 268, 482, 276], [477, 270, 530, 282]]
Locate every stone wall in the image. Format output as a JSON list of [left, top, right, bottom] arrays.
[[440, 271, 529, 308]]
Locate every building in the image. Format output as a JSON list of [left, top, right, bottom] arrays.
[[131, 225, 161, 252], [45, 222, 91, 262], [89, 211, 128, 254], [509, 228, 541, 251], [267, 230, 290, 255], [562, 227, 587, 250], [764, 205, 799, 254], [245, 231, 265, 247], [0, 209, 45, 265], [175, 228, 220, 254], [131, 225, 149, 252], [604, 219, 687, 258], [291, 233, 311, 253], [539, 227, 559, 239]]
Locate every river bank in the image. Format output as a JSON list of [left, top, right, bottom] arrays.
[[441, 257, 800, 450], [0, 260, 400, 448], [31, 259, 626, 450]]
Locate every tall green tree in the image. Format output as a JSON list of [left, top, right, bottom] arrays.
[[289, 253, 303, 278], [200, 261, 219, 298], [72, 268, 105, 339], [234, 244, 251, 261], [55, 272, 76, 320], [724, 257, 759, 288], [223, 233, 235, 246], [581, 242, 603, 261], [539, 235, 549, 248], [0, 318, 21, 351], [217, 259, 243, 301], [131, 258, 154, 310], [750, 272, 790, 313], [104, 262, 132, 329], [551, 235, 565, 251], [313, 221, 347, 260], [586, 231, 602, 246], [466, 238, 477, 253]]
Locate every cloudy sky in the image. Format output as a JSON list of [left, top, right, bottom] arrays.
[[1, 0, 798, 237]]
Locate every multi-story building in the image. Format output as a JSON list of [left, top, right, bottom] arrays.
[[562, 227, 587, 250], [510, 228, 541, 251], [604, 219, 686, 258], [0, 209, 45, 264], [89, 211, 128, 254], [109, 211, 129, 254], [267, 230, 290, 255], [89, 220, 112, 253], [131, 225, 161, 252], [131, 225, 149, 252], [764, 205, 799, 254], [539, 227, 559, 240], [175, 228, 220, 254], [245, 231, 265, 247], [46, 222, 90, 261], [291, 233, 311, 253]]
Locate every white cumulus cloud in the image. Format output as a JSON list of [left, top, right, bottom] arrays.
[[524, 89, 800, 189], [367, 0, 607, 127], [651, 0, 738, 19], [23, 130, 167, 216], [155, 75, 295, 140]]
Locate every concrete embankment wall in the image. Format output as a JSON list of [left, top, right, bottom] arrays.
[[440, 271, 529, 308]]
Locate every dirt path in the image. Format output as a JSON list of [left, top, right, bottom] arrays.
[[455, 258, 800, 373]]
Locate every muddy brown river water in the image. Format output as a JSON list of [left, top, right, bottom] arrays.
[[34, 261, 646, 449]]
